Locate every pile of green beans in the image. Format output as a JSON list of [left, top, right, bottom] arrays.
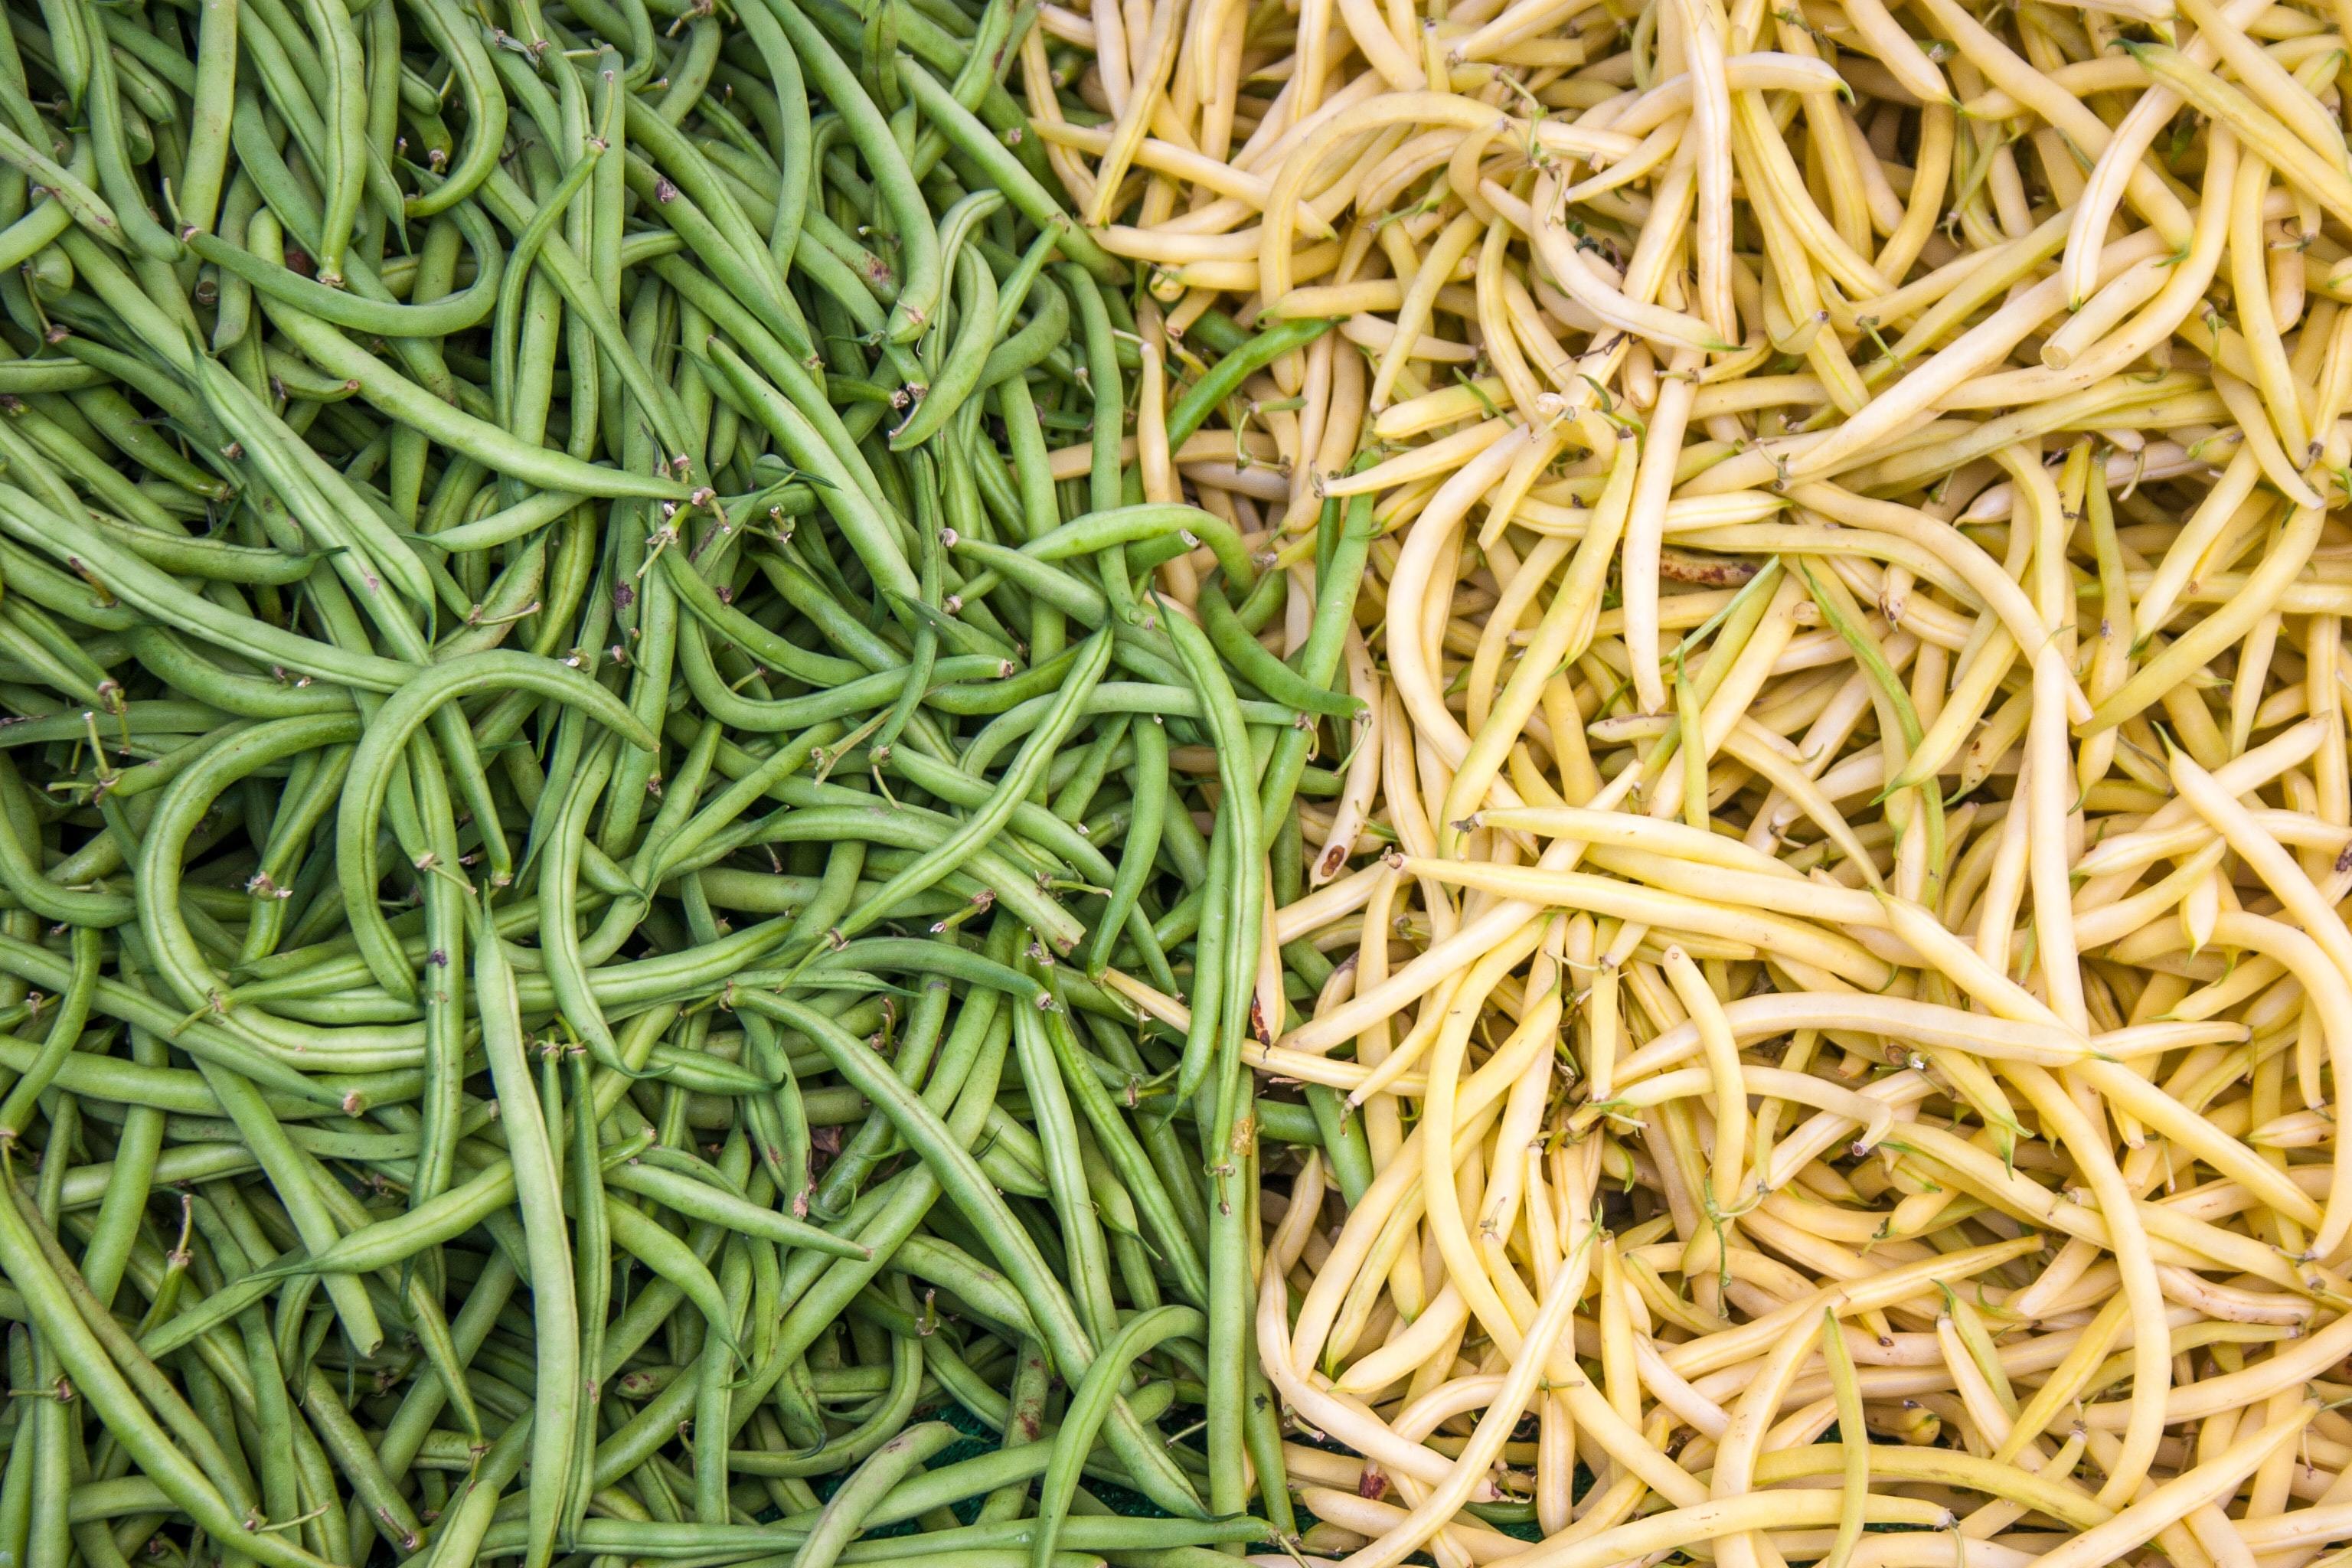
[[0, 0, 1374, 1560]]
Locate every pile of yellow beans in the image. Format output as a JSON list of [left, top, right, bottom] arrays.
[[1032, 0, 2352, 1562]]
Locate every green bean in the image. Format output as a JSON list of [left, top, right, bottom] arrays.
[[1032, 1305, 1205, 1568], [0, 923, 101, 1135], [606, 1159, 873, 1256], [703, 339, 922, 603], [1030, 504, 1258, 596], [1008, 1000, 1118, 1341], [890, 246, 998, 448], [77, 1028, 168, 1307], [936, 556, 1096, 648], [0, 351, 97, 390], [261, 295, 689, 501], [0, 769, 134, 927], [890, 590, 1021, 665], [807, 966, 949, 1218], [1256, 493, 1372, 844], [0, 123, 126, 250], [734, 992, 1204, 1518], [609, 1192, 741, 1350], [291, 0, 362, 280], [471, 901, 580, 1568], [10, 1192, 261, 1524], [727, 0, 811, 270], [659, 550, 873, 691], [1087, 713, 1168, 972], [0, 1385, 34, 1565], [800, 207, 899, 299], [176, 0, 237, 233], [895, 59, 1116, 279], [757, 0, 940, 342], [1163, 315, 1333, 447], [789, 1419, 962, 1568], [337, 651, 655, 999], [474, 1511, 1271, 1560], [1156, 599, 1265, 1526], [978, 276, 1070, 385], [0, 1184, 329, 1568], [191, 341, 438, 614], [622, 94, 799, 328], [1042, 996, 1207, 1302], [960, 681, 1294, 774], [400, 0, 504, 214], [193, 216, 502, 338], [1197, 571, 1359, 717], [66, 384, 230, 500], [831, 632, 1112, 952]]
